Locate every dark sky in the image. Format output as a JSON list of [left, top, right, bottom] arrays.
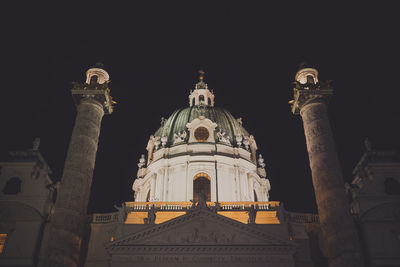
[[1, 4, 399, 213]]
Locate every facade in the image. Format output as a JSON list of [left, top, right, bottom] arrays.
[[348, 148, 400, 266], [0, 139, 56, 266], [1, 67, 399, 266], [85, 72, 299, 267]]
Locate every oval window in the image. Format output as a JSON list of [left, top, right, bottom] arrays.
[[194, 127, 209, 142]]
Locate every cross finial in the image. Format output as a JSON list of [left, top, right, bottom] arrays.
[[199, 70, 205, 82]]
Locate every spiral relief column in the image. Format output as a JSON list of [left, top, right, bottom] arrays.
[[290, 66, 363, 267], [39, 67, 115, 267]]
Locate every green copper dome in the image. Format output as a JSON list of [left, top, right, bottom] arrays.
[[154, 105, 249, 146]]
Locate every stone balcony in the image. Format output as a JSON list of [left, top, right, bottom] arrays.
[[123, 201, 281, 225]]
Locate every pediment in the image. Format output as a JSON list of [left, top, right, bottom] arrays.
[[108, 208, 294, 251]]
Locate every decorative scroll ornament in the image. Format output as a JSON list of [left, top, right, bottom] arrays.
[[173, 130, 187, 145], [137, 154, 146, 169], [217, 129, 231, 145]]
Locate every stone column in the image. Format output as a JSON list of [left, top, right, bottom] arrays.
[[290, 67, 363, 267], [39, 67, 115, 267]]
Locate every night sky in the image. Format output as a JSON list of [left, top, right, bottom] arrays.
[[2, 5, 399, 214]]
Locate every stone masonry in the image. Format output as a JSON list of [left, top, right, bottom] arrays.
[[290, 67, 363, 267], [39, 68, 114, 267]]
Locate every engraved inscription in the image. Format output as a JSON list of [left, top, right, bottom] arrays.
[[305, 122, 327, 139], [308, 142, 328, 153], [302, 106, 326, 123], [126, 254, 282, 263]]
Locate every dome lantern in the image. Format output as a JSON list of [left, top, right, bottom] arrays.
[[188, 70, 215, 107]]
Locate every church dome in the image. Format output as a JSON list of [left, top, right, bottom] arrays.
[[133, 71, 270, 204], [154, 105, 249, 146]]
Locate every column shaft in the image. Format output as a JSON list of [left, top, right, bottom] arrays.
[[300, 102, 363, 267], [39, 99, 104, 267]]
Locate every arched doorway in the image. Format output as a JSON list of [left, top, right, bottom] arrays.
[[193, 173, 211, 202]]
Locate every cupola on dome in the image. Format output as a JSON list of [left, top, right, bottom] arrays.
[[154, 70, 249, 147]]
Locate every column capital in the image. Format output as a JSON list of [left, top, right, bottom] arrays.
[[289, 79, 333, 115], [71, 80, 115, 114]]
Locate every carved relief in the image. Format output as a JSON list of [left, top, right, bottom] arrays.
[[308, 141, 328, 154], [305, 122, 327, 140], [301, 105, 326, 123]]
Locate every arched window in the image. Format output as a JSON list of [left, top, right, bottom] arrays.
[[3, 177, 21, 195], [90, 75, 98, 84], [193, 173, 211, 202], [306, 75, 314, 84], [192, 98, 195, 106], [384, 177, 400, 195], [208, 97, 212, 106], [194, 127, 209, 142], [199, 95, 205, 103]]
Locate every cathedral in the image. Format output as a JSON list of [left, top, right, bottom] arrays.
[[0, 66, 400, 267]]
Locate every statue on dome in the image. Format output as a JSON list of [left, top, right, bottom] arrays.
[[137, 154, 146, 169], [160, 117, 166, 126], [173, 130, 187, 145], [217, 129, 231, 145], [154, 139, 160, 150], [243, 136, 250, 150], [161, 136, 168, 147], [236, 135, 243, 147], [32, 137, 40, 151], [258, 154, 266, 168]]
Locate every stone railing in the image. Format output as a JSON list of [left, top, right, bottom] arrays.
[[285, 211, 319, 224], [125, 201, 280, 211], [218, 201, 279, 210], [126, 201, 193, 210], [92, 212, 119, 223]]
